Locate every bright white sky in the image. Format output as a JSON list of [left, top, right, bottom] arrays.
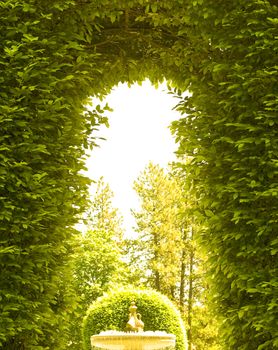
[[85, 79, 181, 235]]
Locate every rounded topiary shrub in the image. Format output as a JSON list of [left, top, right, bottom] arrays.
[[82, 289, 187, 350]]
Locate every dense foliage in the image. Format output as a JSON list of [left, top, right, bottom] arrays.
[[0, 1, 110, 348], [1, 0, 277, 349], [171, 1, 278, 349], [83, 289, 187, 350]]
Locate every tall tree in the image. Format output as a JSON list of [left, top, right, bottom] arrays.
[[74, 177, 126, 302], [129, 163, 184, 298], [170, 165, 218, 350], [129, 162, 220, 350], [69, 177, 128, 349]]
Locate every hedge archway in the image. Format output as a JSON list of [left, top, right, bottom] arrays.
[[1, 1, 277, 349]]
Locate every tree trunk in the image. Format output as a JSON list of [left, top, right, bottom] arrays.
[[179, 249, 186, 309], [154, 270, 161, 291], [187, 245, 194, 350]]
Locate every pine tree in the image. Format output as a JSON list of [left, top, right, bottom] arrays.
[[129, 163, 183, 298], [69, 177, 128, 349]]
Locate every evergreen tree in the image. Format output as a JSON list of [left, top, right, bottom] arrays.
[[74, 177, 127, 302], [129, 162, 220, 349], [69, 177, 128, 349], [129, 163, 184, 297]]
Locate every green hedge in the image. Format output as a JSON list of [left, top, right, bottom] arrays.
[[171, 1, 278, 348], [83, 289, 187, 350]]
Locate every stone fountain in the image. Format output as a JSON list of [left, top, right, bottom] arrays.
[[91, 302, 176, 350]]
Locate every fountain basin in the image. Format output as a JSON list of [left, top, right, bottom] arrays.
[[91, 331, 176, 350]]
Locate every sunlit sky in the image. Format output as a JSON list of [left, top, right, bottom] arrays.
[[85, 80, 181, 235]]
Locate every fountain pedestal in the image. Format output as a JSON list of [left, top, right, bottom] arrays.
[[91, 332, 176, 350]]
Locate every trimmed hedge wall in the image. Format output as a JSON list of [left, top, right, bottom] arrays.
[[82, 289, 187, 350]]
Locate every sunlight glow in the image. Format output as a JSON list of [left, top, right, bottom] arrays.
[[86, 80, 180, 235]]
